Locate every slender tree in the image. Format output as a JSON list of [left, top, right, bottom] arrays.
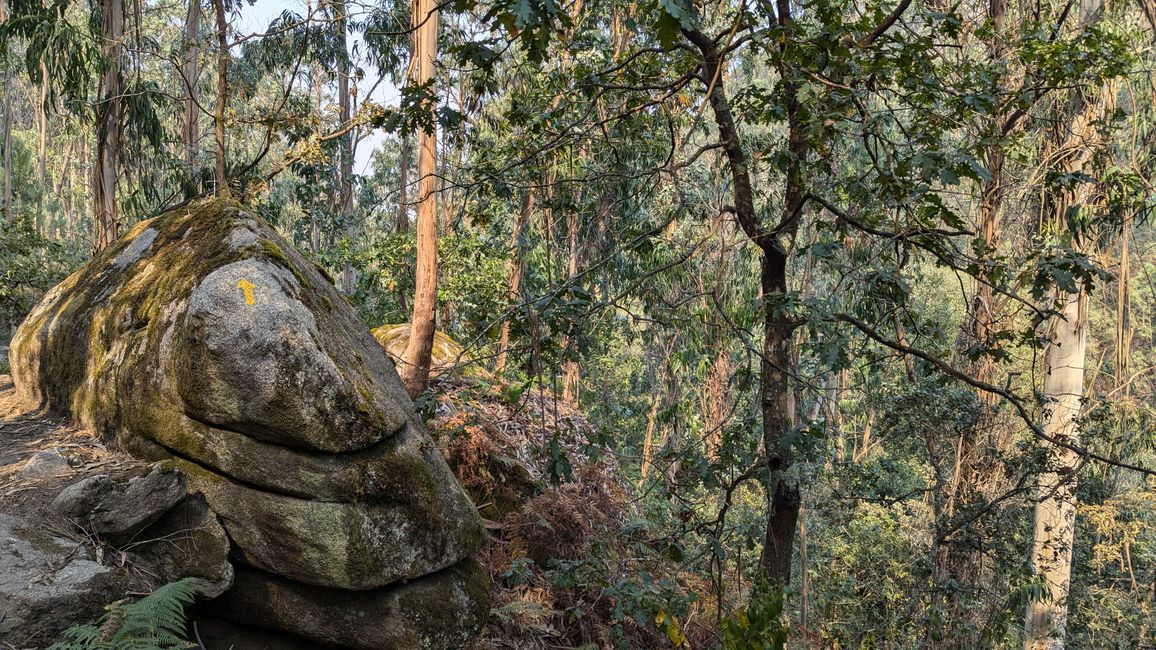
[[2, 53, 12, 221], [94, 0, 124, 251], [36, 58, 47, 232], [682, 16, 805, 588], [400, 0, 439, 395], [333, 0, 357, 294], [496, 189, 534, 372], [182, 0, 201, 176], [212, 0, 228, 195]]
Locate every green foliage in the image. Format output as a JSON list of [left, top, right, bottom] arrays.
[[721, 583, 788, 650], [0, 216, 85, 339], [48, 579, 198, 650]]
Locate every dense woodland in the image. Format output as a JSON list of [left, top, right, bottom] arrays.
[[1, 0, 1155, 647]]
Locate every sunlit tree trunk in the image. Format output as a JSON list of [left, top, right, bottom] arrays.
[[53, 140, 74, 204], [935, 0, 1014, 632], [639, 336, 676, 484], [397, 135, 411, 232], [400, 0, 438, 396], [1024, 289, 1087, 650], [1024, 46, 1116, 648], [1115, 226, 1131, 397], [496, 189, 534, 373], [182, 0, 201, 178], [638, 390, 662, 483], [701, 345, 733, 461], [333, 0, 356, 294], [212, 0, 228, 195], [94, 0, 124, 252]]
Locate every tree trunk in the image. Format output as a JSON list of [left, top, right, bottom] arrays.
[[212, 0, 228, 195], [400, 0, 439, 396], [760, 229, 802, 587], [1024, 289, 1087, 650], [1115, 226, 1131, 396], [935, 0, 1013, 630], [684, 17, 803, 589], [94, 0, 124, 252], [396, 135, 411, 232], [496, 189, 534, 373], [639, 336, 676, 484], [36, 58, 48, 234], [561, 204, 580, 404], [182, 0, 201, 177], [333, 0, 356, 294], [1023, 22, 1115, 639], [2, 55, 12, 221], [638, 389, 662, 484]]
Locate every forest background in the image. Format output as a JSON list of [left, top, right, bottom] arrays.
[[1, 0, 1156, 647]]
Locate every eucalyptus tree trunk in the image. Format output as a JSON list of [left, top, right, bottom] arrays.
[[393, 136, 412, 313], [94, 0, 124, 252], [639, 335, 677, 484], [333, 0, 356, 294], [1023, 46, 1116, 650], [1024, 289, 1087, 650], [400, 0, 439, 396], [560, 206, 581, 404], [182, 0, 201, 176], [496, 189, 534, 373], [396, 135, 411, 232], [212, 0, 228, 195], [3, 57, 12, 221], [1115, 227, 1131, 396], [934, 0, 1015, 631], [36, 59, 48, 234]]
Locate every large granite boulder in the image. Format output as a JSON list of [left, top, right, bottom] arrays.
[[9, 199, 488, 647]]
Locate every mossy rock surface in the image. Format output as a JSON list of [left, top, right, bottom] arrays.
[[11, 200, 410, 450], [9, 199, 485, 599], [372, 323, 489, 381], [155, 449, 483, 590], [213, 560, 490, 650]]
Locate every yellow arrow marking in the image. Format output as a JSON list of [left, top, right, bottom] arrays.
[[236, 278, 255, 306]]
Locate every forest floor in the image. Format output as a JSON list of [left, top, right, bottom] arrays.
[[0, 376, 148, 534]]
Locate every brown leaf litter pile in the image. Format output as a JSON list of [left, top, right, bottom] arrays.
[[428, 379, 711, 649]]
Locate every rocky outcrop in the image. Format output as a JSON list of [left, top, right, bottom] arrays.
[[9, 199, 488, 648]]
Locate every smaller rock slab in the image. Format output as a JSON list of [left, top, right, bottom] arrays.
[[17, 448, 73, 480], [52, 464, 186, 542]]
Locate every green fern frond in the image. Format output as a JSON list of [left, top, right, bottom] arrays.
[[48, 579, 198, 650]]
